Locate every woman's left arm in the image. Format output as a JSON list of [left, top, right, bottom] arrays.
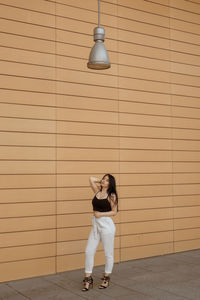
[[94, 194, 117, 218]]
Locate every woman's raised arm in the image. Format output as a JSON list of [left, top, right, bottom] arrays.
[[89, 176, 101, 193]]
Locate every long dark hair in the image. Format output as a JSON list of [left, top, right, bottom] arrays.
[[100, 173, 119, 212]]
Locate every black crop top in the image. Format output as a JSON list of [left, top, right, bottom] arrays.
[[92, 193, 112, 212]]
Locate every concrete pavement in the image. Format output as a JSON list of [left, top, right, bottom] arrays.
[[1, 249, 200, 300]]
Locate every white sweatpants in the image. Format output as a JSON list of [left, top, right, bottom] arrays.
[[85, 215, 116, 274]]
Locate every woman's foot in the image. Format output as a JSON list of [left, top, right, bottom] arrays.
[[98, 274, 110, 289], [82, 275, 93, 291]]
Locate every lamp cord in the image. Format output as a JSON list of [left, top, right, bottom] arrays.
[[98, 0, 100, 27]]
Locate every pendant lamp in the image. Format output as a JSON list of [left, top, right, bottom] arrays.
[[87, 0, 111, 69]]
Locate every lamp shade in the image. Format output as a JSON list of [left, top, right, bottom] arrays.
[[87, 27, 110, 70]]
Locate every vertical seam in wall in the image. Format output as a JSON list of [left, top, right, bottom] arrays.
[[169, 0, 175, 254], [55, 0, 58, 273], [116, 0, 121, 264]]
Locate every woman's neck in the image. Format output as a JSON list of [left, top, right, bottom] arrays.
[[101, 187, 108, 193]]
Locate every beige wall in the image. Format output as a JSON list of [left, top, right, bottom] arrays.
[[0, 0, 200, 283]]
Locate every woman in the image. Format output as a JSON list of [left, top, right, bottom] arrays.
[[82, 173, 118, 292]]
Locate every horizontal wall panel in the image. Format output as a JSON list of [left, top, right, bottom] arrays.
[[171, 29, 200, 46], [119, 77, 170, 94], [0, 216, 56, 233], [171, 73, 200, 87], [0, 257, 55, 283], [0, 244, 55, 263], [57, 82, 118, 99], [57, 161, 119, 174], [120, 149, 172, 161], [57, 148, 119, 161], [56, 68, 118, 88], [0, 0, 56, 14], [0, 103, 56, 120], [0, 19, 55, 40], [119, 65, 171, 85], [172, 118, 200, 130], [173, 140, 200, 150], [0, 132, 56, 146], [120, 196, 172, 210], [57, 161, 172, 174], [57, 148, 172, 161], [174, 206, 200, 218], [119, 162, 172, 173], [0, 61, 55, 80], [173, 162, 200, 172], [0, 161, 55, 174], [119, 89, 171, 105], [56, 95, 118, 111], [0, 188, 56, 203], [170, 5, 200, 24], [0, 32, 56, 53], [173, 173, 200, 184], [57, 200, 91, 214], [118, 29, 170, 49], [121, 231, 173, 247], [172, 106, 200, 118], [174, 239, 200, 252], [0, 147, 55, 160], [120, 219, 173, 235], [0, 174, 56, 189], [121, 243, 173, 261], [57, 108, 118, 124], [57, 135, 118, 148], [117, 18, 169, 39], [119, 0, 169, 16], [174, 216, 200, 229], [170, 95, 200, 109], [171, 18, 200, 35], [0, 75, 56, 93], [0, 90, 56, 106], [119, 137, 172, 150], [171, 61, 200, 76], [174, 228, 200, 241], [0, 46, 55, 67], [171, 0, 200, 14], [0, 4, 55, 27], [118, 40, 171, 63], [118, 4, 169, 27], [120, 208, 173, 222], [173, 150, 200, 161], [173, 184, 200, 195], [173, 128, 200, 140], [0, 229, 55, 248], [57, 122, 171, 139], [171, 82, 200, 97], [118, 53, 170, 72], [119, 101, 171, 116], [0, 202, 55, 218], [173, 195, 200, 207], [0, 118, 56, 133]]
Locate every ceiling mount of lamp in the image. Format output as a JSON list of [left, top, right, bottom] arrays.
[[87, 0, 111, 70]]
